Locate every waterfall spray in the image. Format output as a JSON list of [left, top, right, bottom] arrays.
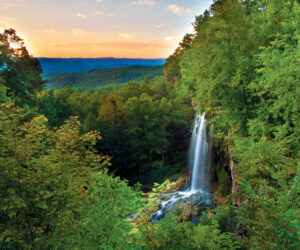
[[189, 113, 208, 192], [150, 113, 212, 221]]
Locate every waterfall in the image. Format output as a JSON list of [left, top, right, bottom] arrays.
[[189, 113, 209, 192], [150, 113, 213, 221]]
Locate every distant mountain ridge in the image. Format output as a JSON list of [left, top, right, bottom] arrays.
[[38, 57, 166, 74], [45, 65, 164, 90]]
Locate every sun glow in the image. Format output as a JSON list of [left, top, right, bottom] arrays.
[[0, 0, 213, 58]]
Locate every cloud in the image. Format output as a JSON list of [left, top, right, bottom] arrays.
[[45, 42, 68, 48], [47, 41, 170, 50], [120, 33, 135, 39], [0, 3, 14, 11], [100, 41, 170, 49], [0, 16, 16, 29], [112, 25, 122, 29], [167, 4, 194, 15], [94, 11, 116, 17], [72, 28, 96, 36], [41, 28, 96, 37], [76, 13, 88, 19], [186, 9, 194, 14], [156, 24, 167, 28], [164, 36, 173, 41], [0, 21, 11, 29], [43, 28, 58, 34], [131, 0, 156, 6], [167, 5, 183, 14], [95, 0, 103, 3]]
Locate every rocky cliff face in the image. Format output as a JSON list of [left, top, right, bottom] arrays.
[[228, 148, 240, 206], [227, 130, 242, 206]]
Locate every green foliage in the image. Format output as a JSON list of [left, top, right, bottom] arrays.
[[189, 220, 239, 250], [199, 206, 238, 234], [131, 179, 239, 250], [0, 82, 10, 103], [215, 169, 232, 197], [123, 94, 171, 171], [62, 173, 140, 249], [164, 34, 195, 82], [2, 0, 299, 248], [236, 169, 299, 249], [154, 214, 190, 249], [0, 29, 45, 106], [233, 137, 299, 249], [171, 0, 300, 248], [0, 103, 140, 249], [39, 75, 193, 184], [98, 91, 124, 127], [133, 212, 239, 250]]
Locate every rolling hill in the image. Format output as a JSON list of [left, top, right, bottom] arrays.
[[44, 65, 164, 90], [38, 57, 165, 73]]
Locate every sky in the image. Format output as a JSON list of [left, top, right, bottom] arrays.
[[0, 0, 213, 58]]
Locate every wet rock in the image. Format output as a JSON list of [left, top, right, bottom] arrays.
[[151, 190, 215, 222]]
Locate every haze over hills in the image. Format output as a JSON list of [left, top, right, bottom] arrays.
[[38, 57, 166, 74], [44, 65, 164, 90]]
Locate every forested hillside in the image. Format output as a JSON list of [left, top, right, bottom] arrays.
[[0, 0, 299, 249], [45, 65, 164, 91], [164, 0, 300, 248]]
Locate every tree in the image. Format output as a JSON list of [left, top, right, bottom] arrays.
[[173, 0, 299, 248], [164, 34, 195, 83], [98, 91, 124, 127], [0, 29, 45, 106], [0, 101, 140, 249]]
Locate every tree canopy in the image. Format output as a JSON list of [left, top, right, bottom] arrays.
[[0, 29, 44, 106]]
